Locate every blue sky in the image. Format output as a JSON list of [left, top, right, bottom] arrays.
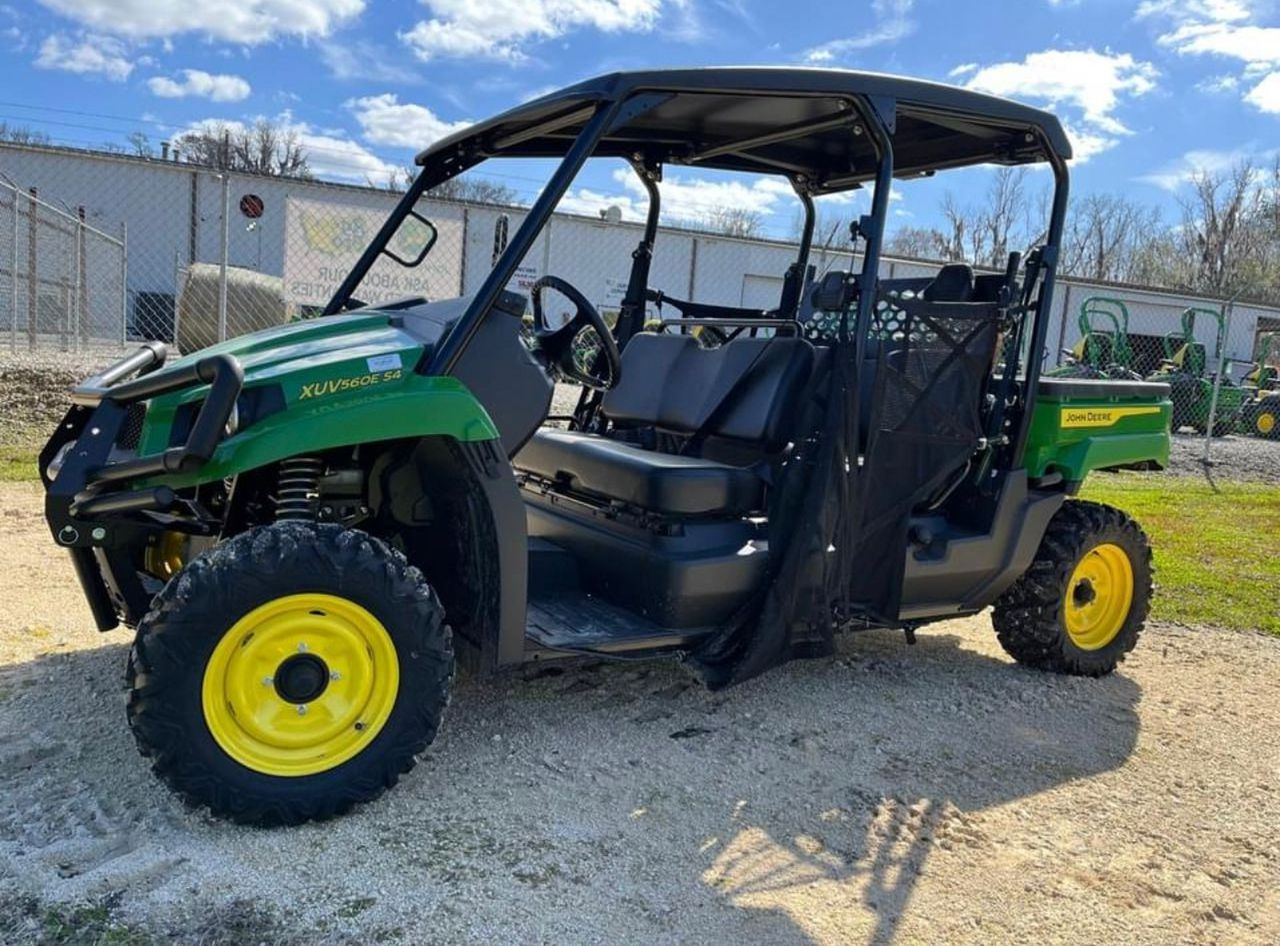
[[3, 0, 1279, 238]]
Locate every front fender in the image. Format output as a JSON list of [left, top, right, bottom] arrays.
[[152, 375, 500, 488]]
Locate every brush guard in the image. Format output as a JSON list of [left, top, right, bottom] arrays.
[[40, 342, 244, 630]]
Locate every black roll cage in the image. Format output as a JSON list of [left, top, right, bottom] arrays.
[[322, 81, 1069, 467]]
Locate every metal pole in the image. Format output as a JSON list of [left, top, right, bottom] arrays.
[[217, 172, 230, 342], [172, 248, 181, 347], [9, 184, 17, 353], [26, 187, 37, 350], [1201, 297, 1236, 465], [120, 221, 128, 348], [75, 206, 86, 352]]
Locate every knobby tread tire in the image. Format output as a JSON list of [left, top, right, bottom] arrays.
[[126, 522, 453, 826], [991, 499, 1152, 677]]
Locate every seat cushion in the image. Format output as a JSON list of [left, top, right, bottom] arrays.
[[602, 333, 815, 451], [516, 429, 764, 516]]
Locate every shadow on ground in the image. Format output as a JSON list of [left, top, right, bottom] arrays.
[[0, 624, 1141, 945]]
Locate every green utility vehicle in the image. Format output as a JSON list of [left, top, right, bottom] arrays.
[[41, 69, 1172, 825]]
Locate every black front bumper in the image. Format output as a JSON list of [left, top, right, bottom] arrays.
[[41, 342, 244, 630]]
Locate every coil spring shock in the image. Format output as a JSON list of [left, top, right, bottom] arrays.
[[276, 456, 323, 521]]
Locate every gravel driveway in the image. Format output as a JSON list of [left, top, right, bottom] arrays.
[[1, 481, 1278, 945]]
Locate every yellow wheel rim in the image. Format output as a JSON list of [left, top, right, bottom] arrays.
[[201, 593, 399, 777], [1063, 543, 1134, 651], [1257, 411, 1276, 435]]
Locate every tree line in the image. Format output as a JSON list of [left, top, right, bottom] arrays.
[[885, 163, 1280, 305]]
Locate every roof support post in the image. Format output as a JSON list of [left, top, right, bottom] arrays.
[[433, 99, 622, 374], [615, 159, 662, 346], [845, 95, 895, 459], [1010, 136, 1070, 465]]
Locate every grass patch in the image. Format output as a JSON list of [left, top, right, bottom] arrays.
[[1082, 473, 1280, 635], [0, 444, 39, 481]]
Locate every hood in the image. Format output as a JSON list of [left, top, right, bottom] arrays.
[[161, 312, 423, 387]]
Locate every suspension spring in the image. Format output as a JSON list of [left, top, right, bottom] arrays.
[[276, 456, 324, 521]]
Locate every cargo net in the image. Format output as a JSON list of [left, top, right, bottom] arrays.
[[692, 288, 1003, 688], [833, 290, 1003, 622]]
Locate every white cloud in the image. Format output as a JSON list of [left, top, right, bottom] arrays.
[[957, 49, 1158, 163], [1137, 145, 1277, 191], [1135, 0, 1251, 27], [347, 94, 470, 149], [802, 0, 914, 63], [319, 41, 420, 83], [559, 166, 802, 227], [147, 69, 251, 102], [1196, 73, 1241, 93], [401, 0, 663, 62], [1141, 0, 1280, 118], [34, 32, 132, 80], [1245, 71, 1280, 113], [36, 0, 363, 43], [962, 49, 1157, 136], [1159, 22, 1280, 65]]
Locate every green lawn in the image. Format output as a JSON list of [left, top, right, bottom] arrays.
[[0, 444, 38, 482], [1082, 473, 1280, 635]]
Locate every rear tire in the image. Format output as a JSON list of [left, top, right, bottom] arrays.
[[127, 522, 453, 826], [991, 500, 1151, 677]]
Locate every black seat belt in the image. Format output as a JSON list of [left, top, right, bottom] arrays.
[[680, 342, 777, 456]]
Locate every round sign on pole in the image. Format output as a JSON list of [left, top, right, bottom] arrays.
[[239, 194, 265, 219]]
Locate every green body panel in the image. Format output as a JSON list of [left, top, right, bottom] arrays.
[[1023, 389, 1172, 483], [135, 313, 499, 487]]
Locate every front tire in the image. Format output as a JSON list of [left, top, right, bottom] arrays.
[[127, 522, 453, 826], [991, 500, 1152, 677]]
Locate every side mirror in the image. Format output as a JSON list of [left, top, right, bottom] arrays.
[[383, 209, 438, 268]]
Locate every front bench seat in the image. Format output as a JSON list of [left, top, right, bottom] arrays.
[[517, 429, 764, 515], [516, 333, 815, 516]]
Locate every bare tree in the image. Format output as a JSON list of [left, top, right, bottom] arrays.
[[884, 225, 949, 260], [127, 131, 154, 158], [702, 205, 764, 238], [1176, 161, 1266, 294], [0, 123, 51, 145], [430, 174, 519, 205], [1061, 193, 1164, 283], [175, 119, 311, 178]]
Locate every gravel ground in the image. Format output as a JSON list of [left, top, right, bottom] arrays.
[[1, 480, 1278, 945], [0, 349, 126, 448], [1166, 431, 1280, 484]]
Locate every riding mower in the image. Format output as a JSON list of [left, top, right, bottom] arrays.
[[1239, 332, 1280, 439], [1047, 297, 1138, 379], [1145, 306, 1247, 435], [40, 69, 1172, 825]]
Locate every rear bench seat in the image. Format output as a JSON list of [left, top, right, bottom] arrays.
[[516, 333, 815, 517]]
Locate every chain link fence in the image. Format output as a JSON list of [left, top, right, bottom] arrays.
[[2, 141, 1278, 460], [1047, 285, 1280, 446], [0, 177, 126, 354]]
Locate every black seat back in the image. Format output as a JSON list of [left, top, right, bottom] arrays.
[[603, 333, 815, 452]]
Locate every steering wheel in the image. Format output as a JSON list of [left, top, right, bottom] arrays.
[[530, 275, 622, 391]]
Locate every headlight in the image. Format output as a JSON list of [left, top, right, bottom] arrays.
[[46, 441, 75, 481]]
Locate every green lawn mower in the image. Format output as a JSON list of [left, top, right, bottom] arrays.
[[1240, 332, 1280, 439], [40, 69, 1172, 825], [1145, 306, 1247, 435]]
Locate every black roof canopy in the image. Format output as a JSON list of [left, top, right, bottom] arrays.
[[417, 68, 1072, 192]]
